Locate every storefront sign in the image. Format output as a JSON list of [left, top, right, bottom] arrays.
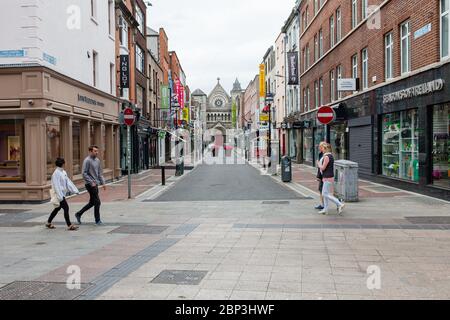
[[259, 64, 265, 98], [338, 79, 357, 91], [260, 114, 269, 122], [120, 55, 129, 89], [287, 52, 299, 85], [383, 79, 444, 104], [77, 94, 104, 107], [414, 23, 432, 39], [292, 122, 303, 129]]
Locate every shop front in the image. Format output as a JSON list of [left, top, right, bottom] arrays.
[[376, 64, 450, 199], [0, 66, 120, 202]]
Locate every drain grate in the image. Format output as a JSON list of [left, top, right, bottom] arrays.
[[262, 201, 290, 205], [406, 216, 450, 225], [108, 225, 169, 235], [0, 281, 91, 300], [151, 270, 208, 285]]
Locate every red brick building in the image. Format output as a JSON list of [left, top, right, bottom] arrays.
[[298, 0, 450, 200]]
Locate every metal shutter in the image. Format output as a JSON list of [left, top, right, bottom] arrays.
[[349, 125, 373, 175]]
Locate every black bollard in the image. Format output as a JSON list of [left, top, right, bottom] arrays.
[[161, 166, 165, 186]]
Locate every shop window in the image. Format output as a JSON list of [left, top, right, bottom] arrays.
[[432, 104, 449, 189], [330, 124, 347, 160], [382, 109, 419, 182], [46, 116, 61, 180], [0, 119, 25, 182], [303, 127, 314, 163], [314, 125, 326, 165], [72, 120, 81, 175]]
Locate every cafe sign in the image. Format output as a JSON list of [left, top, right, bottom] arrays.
[[383, 79, 444, 104]]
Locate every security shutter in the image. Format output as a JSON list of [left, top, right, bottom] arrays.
[[349, 125, 373, 175]]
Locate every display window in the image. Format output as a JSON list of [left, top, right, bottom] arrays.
[[382, 109, 419, 182], [72, 120, 81, 175], [314, 125, 325, 164], [330, 124, 347, 160], [432, 104, 449, 189], [0, 118, 25, 182], [303, 128, 314, 163], [46, 116, 61, 180]]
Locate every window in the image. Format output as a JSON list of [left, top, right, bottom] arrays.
[[336, 7, 342, 42], [135, 5, 144, 34], [362, 0, 368, 20], [314, 0, 319, 15], [108, 0, 113, 35], [330, 15, 335, 47], [337, 65, 343, 99], [385, 32, 394, 80], [306, 7, 309, 27], [319, 78, 323, 106], [72, 120, 81, 175], [330, 70, 335, 102], [432, 104, 450, 189], [441, 0, 449, 59], [352, 0, 358, 29], [0, 118, 25, 182], [46, 116, 61, 180], [352, 54, 358, 79], [307, 86, 311, 111], [306, 45, 310, 69], [110, 63, 114, 94], [303, 89, 307, 112], [401, 21, 411, 74], [314, 35, 318, 61], [319, 29, 323, 57], [90, 0, 97, 19], [119, 16, 128, 48], [136, 45, 144, 73], [302, 12, 306, 30], [92, 50, 98, 87], [315, 81, 319, 109], [362, 48, 368, 89], [382, 109, 419, 182]]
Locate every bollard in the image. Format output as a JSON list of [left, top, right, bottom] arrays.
[[161, 166, 165, 186]]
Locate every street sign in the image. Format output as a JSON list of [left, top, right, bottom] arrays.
[[317, 106, 336, 125], [123, 107, 135, 126]]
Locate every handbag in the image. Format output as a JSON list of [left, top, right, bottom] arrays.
[[49, 188, 60, 207]]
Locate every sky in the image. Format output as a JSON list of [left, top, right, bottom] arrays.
[[146, 0, 296, 95]]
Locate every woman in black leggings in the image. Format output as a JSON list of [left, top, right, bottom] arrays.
[[46, 158, 79, 231]]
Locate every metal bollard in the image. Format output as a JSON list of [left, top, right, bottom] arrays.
[[161, 166, 165, 186]]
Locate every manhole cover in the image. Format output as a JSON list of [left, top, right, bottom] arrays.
[[151, 270, 208, 285], [261, 201, 290, 205], [406, 216, 450, 224], [109, 225, 169, 235], [0, 281, 91, 300], [0, 209, 30, 214]]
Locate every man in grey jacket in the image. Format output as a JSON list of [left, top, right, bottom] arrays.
[[75, 145, 106, 225]]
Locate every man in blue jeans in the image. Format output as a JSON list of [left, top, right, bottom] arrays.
[[75, 145, 106, 225]]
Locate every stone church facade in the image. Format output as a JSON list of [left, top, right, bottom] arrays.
[[206, 78, 233, 131]]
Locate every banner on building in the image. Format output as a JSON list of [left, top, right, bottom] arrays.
[[175, 79, 185, 109], [182, 107, 189, 122], [161, 85, 170, 109], [120, 55, 129, 88], [287, 52, 299, 85], [259, 64, 265, 97]]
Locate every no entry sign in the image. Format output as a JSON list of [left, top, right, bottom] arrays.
[[123, 107, 135, 126], [317, 106, 335, 125]]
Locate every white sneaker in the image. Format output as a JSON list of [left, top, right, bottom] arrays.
[[318, 209, 328, 215], [337, 203, 345, 215]]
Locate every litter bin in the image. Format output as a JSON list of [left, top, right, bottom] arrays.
[[334, 160, 358, 202], [281, 156, 292, 182], [175, 156, 184, 176]]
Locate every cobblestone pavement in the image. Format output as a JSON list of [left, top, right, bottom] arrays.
[[0, 151, 449, 300]]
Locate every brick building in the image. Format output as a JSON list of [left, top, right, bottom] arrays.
[[297, 0, 449, 199]]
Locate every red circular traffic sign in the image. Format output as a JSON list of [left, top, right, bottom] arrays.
[[317, 106, 335, 125], [123, 107, 135, 126]]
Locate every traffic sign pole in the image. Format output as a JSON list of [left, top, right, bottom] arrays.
[[127, 125, 131, 199]]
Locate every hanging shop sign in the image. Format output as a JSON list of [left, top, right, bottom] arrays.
[[120, 55, 130, 89], [287, 52, 299, 85]]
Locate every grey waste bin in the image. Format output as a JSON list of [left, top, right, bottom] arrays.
[[281, 156, 292, 182], [175, 156, 184, 176], [334, 160, 358, 202]]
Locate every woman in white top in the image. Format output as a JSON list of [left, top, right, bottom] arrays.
[[46, 158, 79, 231]]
